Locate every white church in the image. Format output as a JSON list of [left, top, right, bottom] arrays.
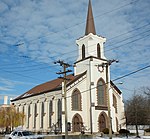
[[11, 0, 125, 134]]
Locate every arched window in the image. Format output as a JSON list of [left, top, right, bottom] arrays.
[[116, 117, 119, 132], [97, 43, 101, 58], [22, 106, 24, 114], [41, 102, 44, 128], [82, 44, 85, 59], [72, 89, 82, 111], [58, 99, 62, 130], [28, 105, 30, 116], [97, 79, 106, 106], [35, 103, 37, 116], [27, 105, 30, 128], [49, 100, 53, 128], [17, 107, 19, 113], [113, 94, 117, 113], [34, 103, 37, 128]]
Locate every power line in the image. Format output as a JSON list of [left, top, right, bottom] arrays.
[[120, 87, 135, 92], [105, 33, 150, 52], [64, 64, 150, 99], [1, 0, 138, 49], [62, 32, 150, 63], [1, 29, 149, 83], [1, 0, 149, 100], [46, 30, 150, 63], [56, 28, 150, 58], [2, 58, 149, 103], [20, 22, 150, 63], [28, 22, 150, 59], [1, 20, 149, 69], [0, 1, 149, 84], [112, 64, 150, 82], [107, 22, 150, 41], [1, 30, 149, 73], [107, 29, 150, 46], [0, 69, 46, 82], [9, 63, 150, 103], [0, 63, 56, 71], [0, 0, 145, 78]]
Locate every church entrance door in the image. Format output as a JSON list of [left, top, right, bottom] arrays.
[[72, 114, 83, 132], [99, 113, 107, 132]]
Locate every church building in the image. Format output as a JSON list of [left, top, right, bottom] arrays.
[[11, 0, 125, 134]]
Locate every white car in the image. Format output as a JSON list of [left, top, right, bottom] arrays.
[[5, 130, 44, 139]]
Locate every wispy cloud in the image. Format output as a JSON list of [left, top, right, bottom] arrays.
[[0, 77, 35, 95], [0, 86, 13, 91], [0, 0, 150, 100]]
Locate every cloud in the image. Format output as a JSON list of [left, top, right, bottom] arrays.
[[0, 78, 14, 93], [0, 0, 150, 100], [0, 1, 9, 13], [0, 77, 35, 94], [0, 86, 13, 91], [0, 77, 16, 87]]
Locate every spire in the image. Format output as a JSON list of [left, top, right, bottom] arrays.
[[85, 0, 96, 35]]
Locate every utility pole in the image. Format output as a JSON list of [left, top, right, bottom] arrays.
[[97, 59, 118, 139], [106, 63, 112, 139], [89, 58, 93, 134], [55, 60, 72, 139]]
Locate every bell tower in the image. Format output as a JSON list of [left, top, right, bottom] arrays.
[[74, 0, 107, 75], [74, 0, 111, 133]]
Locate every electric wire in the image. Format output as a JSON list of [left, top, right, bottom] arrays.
[[10, 63, 150, 101], [1, 21, 149, 68], [0, 69, 46, 82], [0, 0, 149, 97], [64, 64, 150, 100], [0, 31, 150, 75], [62, 32, 150, 64], [1, 0, 138, 49]]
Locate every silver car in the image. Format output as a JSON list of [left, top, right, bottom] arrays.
[[5, 130, 44, 139]]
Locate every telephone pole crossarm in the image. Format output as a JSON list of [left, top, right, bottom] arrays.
[[55, 60, 72, 139], [56, 70, 72, 75]]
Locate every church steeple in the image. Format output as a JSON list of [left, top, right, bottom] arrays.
[[85, 0, 96, 35], [75, 0, 106, 76]]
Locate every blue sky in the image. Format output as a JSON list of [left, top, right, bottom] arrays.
[[0, 0, 150, 104]]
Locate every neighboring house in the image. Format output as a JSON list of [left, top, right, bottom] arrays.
[[11, 0, 125, 134]]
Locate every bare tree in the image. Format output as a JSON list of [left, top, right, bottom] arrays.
[[0, 105, 24, 133], [142, 87, 150, 127], [125, 88, 149, 137]]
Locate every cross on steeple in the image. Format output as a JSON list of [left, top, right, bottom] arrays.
[[85, 0, 96, 35]]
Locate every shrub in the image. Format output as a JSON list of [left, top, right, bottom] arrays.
[[102, 128, 109, 134], [119, 129, 130, 134], [37, 131, 41, 134], [102, 128, 114, 134]]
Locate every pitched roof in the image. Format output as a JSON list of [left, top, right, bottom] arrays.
[[110, 81, 122, 94], [85, 0, 96, 35], [11, 71, 87, 101]]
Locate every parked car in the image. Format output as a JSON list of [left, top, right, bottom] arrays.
[[5, 130, 44, 139]]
